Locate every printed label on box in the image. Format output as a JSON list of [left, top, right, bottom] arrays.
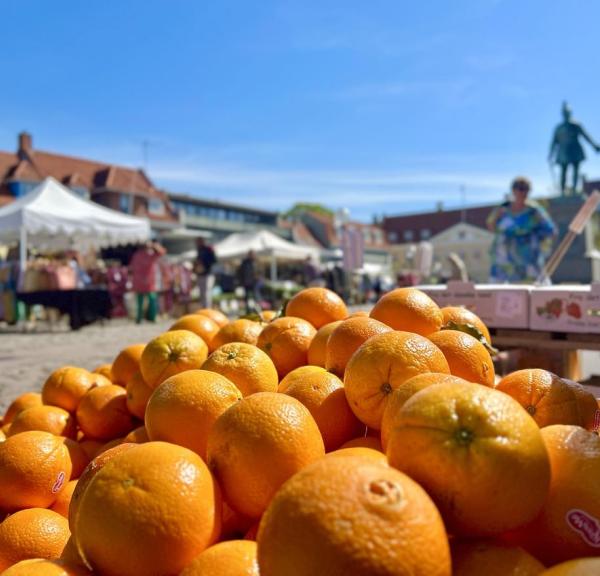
[[495, 292, 525, 319]]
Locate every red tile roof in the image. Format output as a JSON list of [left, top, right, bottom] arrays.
[[0, 152, 17, 179], [278, 219, 325, 248], [383, 205, 493, 242], [0, 135, 177, 221]]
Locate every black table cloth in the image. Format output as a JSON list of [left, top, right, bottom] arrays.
[[17, 289, 112, 330]]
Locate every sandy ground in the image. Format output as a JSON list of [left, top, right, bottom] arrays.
[[0, 319, 172, 414]]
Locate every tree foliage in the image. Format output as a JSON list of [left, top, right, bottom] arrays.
[[283, 203, 334, 218]]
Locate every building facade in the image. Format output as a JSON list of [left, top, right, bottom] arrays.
[[383, 196, 600, 284], [0, 133, 179, 230]]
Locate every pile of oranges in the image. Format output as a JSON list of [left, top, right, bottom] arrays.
[[1, 286, 600, 575]]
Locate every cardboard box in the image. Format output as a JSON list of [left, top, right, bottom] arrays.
[[529, 284, 600, 334], [474, 284, 531, 330], [418, 282, 530, 329]]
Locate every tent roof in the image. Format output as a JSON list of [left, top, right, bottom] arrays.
[[0, 177, 151, 250], [214, 230, 319, 261]]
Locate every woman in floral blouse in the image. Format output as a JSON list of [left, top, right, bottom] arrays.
[[487, 177, 557, 283]]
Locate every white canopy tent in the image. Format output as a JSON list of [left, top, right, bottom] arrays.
[[214, 229, 320, 280], [0, 177, 151, 270]]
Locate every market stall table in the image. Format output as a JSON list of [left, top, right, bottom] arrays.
[[17, 288, 112, 330]]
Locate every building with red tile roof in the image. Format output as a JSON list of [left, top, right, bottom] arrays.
[[0, 132, 178, 224]]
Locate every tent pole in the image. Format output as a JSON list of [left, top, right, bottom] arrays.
[[19, 226, 27, 273]]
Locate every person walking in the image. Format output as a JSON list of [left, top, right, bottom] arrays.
[[195, 237, 217, 308], [238, 250, 257, 313], [129, 241, 166, 323], [487, 177, 556, 283]]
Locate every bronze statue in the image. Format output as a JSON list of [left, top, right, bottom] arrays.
[[549, 102, 600, 195]]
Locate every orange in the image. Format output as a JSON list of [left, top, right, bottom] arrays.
[[339, 435, 382, 451], [123, 425, 149, 443], [220, 501, 254, 541], [50, 480, 78, 518], [211, 319, 263, 349], [181, 540, 259, 576], [196, 308, 229, 328], [75, 442, 221, 576], [257, 455, 451, 576], [285, 287, 348, 329], [60, 536, 88, 570], [428, 330, 495, 386], [207, 392, 325, 519], [257, 317, 316, 378], [7, 405, 76, 439], [0, 431, 72, 511], [504, 425, 600, 565], [202, 342, 278, 396], [110, 343, 145, 386], [140, 330, 209, 389], [564, 379, 598, 430], [244, 522, 260, 542], [344, 331, 450, 429], [68, 443, 136, 532], [0, 428, 5, 442], [170, 314, 221, 351], [441, 306, 492, 344], [92, 363, 113, 381], [125, 370, 153, 419], [380, 372, 471, 450], [496, 370, 580, 427], [61, 439, 89, 480], [0, 508, 70, 571], [2, 558, 91, 575], [325, 317, 392, 377], [97, 438, 125, 454], [88, 372, 112, 389], [370, 287, 443, 335], [451, 540, 545, 576], [77, 439, 103, 462], [76, 385, 134, 441], [278, 366, 363, 451], [348, 310, 369, 318], [260, 310, 277, 322], [386, 382, 550, 537], [42, 367, 99, 413], [4, 392, 43, 424], [541, 558, 600, 575], [325, 446, 387, 463], [145, 370, 242, 459], [306, 320, 342, 367]]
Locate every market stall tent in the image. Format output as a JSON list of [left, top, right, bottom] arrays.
[[214, 229, 320, 280], [0, 177, 151, 269]]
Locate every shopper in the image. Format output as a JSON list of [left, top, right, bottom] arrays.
[[129, 241, 166, 323], [195, 237, 217, 308], [487, 177, 556, 283]]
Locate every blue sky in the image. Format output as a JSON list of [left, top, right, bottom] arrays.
[[1, 0, 600, 221]]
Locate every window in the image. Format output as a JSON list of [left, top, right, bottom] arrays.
[[119, 194, 133, 214], [70, 186, 89, 199], [388, 231, 398, 242], [421, 229, 431, 240], [403, 230, 414, 241], [148, 198, 165, 215]]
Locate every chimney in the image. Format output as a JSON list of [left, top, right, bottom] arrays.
[[18, 132, 32, 156]]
